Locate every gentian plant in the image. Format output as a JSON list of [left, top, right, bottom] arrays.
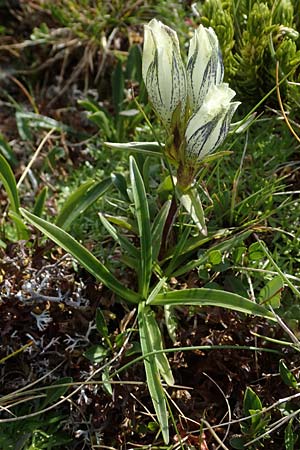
[[20, 20, 275, 445]]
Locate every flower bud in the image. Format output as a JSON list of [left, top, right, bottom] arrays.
[[185, 83, 240, 161], [187, 25, 224, 112], [142, 19, 187, 126]]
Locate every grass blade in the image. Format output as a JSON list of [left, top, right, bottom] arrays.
[[130, 156, 152, 298], [20, 208, 139, 304], [138, 303, 169, 444], [149, 288, 275, 320]]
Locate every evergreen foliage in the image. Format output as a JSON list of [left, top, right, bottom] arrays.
[[199, 0, 300, 107]]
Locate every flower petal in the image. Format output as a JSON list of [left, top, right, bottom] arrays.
[[142, 19, 187, 126], [187, 25, 224, 112], [185, 84, 240, 161]]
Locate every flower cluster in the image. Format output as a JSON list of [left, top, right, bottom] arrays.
[[142, 19, 240, 188]]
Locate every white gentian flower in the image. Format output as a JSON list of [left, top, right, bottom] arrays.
[[185, 83, 241, 161], [140, 20, 241, 188], [187, 25, 224, 112], [142, 19, 187, 126]]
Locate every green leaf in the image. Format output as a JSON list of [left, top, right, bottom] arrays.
[[96, 308, 109, 339], [178, 186, 207, 235], [0, 153, 20, 213], [149, 288, 275, 320], [279, 359, 298, 389], [165, 224, 192, 277], [229, 436, 247, 449], [111, 172, 130, 202], [33, 186, 48, 217], [208, 250, 223, 265], [15, 111, 32, 140], [102, 367, 113, 396], [104, 141, 163, 158], [99, 213, 139, 259], [78, 98, 101, 113], [16, 112, 72, 140], [138, 303, 169, 444], [41, 377, 72, 409], [112, 60, 125, 114], [84, 344, 108, 363], [8, 211, 29, 240], [20, 208, 140, 304], [243, 387, 262, 416], [285, 419, 295, 450], [130, 156, 152, 299], [258, 276, 283, 309], [171, 230, 252, 277], [55, 178, 111, 230], [143, 306, 174, 386], [0, 133, 17, 166], [232, 246, 247, 264], [248, 242, 265, 261], [125, 44, 142, 82], [103, 214, 137, 233], [157, 175, 174, 194], [88, 111, 112, 138], [151, 200, 171, 262], [147, 277, 167, 305], [164, 305, 178, 343], [0, 154, 27, 238]]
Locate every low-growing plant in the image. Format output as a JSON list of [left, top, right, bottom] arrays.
[[20, 19, 279, 444], [198, 0, 300, 108]]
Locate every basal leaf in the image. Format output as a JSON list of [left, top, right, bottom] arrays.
[[143, 306, 174, 386], [149, 288, 275, 320], [0, 153, 20, 213], [20, 208, 139, 304], [130, 156, 152, 299], [56, 178, 111, 230], [138, 303, 169, 444]]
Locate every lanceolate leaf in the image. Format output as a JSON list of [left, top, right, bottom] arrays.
[[148, 288, 275, 320], [33, 186, 48, 217], [151, 200, 171, 262], [0, 133, 17, 166], [130, 156, 152, 299], [0, 153, 20, 213], [20, 208, 139, 304], [104, 141, 163, 158], [41, 377, 72, 409], [178, 186, 207, 235], [0, 154, 27, 238], [170, 230, 253, 277], [56, 178, 112, 230], [99, 213, 139, 259], [138, 303, 169, 444], [143, 307, 174, 386], [112, 59, 125, 115]]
